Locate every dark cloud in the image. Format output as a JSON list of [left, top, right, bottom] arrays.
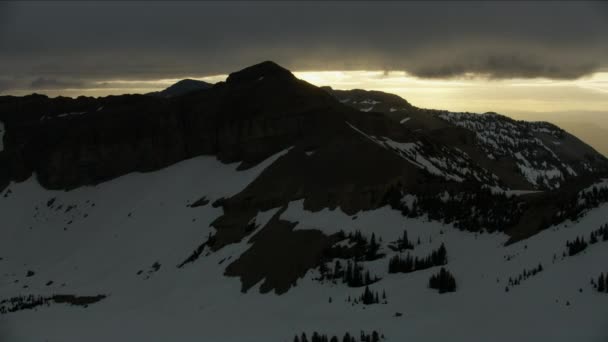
[[1, 1, 607, 94], [0, 79, 16, 92], [29, 77, 85, 90], [407, 54, 599, 80]]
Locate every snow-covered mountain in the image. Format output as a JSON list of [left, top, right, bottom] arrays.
[[0, 62, 607, 341], [323, 87, 607, 191]]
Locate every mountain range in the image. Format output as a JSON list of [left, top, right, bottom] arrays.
[[0, 61, 607, 341]]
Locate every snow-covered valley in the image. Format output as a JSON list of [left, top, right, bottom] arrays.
[[1, 152, 607, 341]]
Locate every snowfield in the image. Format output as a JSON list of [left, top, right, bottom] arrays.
[[437, 112, 578, 190], [0, 153, 607, 341]]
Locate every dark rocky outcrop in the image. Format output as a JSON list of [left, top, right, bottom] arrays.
[[0, 62, 348, 189]]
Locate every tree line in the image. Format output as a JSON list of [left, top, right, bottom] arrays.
[[346, 286, 387, 305], [324, 230, 384, 262], [564, 223, 608, 257], [382, 185, 526, 233], [318, 259, 381, 288], [546, 187, 608, 229], [0, 294, 106, 314], [293, 330, 384, 342], [388, 243, 448, 274], [388, 229, 416, 252]]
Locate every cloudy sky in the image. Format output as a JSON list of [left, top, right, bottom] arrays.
[[1, 1, 607, 148]]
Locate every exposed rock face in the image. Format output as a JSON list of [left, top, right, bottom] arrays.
[[0, 62, 343, 189], [0, 94, 191, 189]]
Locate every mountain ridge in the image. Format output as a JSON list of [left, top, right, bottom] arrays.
[[1, 62, 607, 341], [0, 62, 606, 245]]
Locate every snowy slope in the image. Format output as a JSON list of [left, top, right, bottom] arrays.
[[327, 87, 607, 192], [436, 112, 579, 189], [346, 121, 499, 185], [1, 154, 607, 341]]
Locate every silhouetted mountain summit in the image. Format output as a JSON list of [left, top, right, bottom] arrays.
[[226, 61, 295, 84], [148, 79, 212, 98]]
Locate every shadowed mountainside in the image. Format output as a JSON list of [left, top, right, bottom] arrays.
[[1, 61, 607, 293]]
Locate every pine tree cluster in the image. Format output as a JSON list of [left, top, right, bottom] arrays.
[[559, 224, 608, 259], [342, 260, 381, 287], [505, 264, 543, 291], [548, 187, 608, 227], [589, 224, 608, 244], [317, 259, 381, 287], [566, 236, 588, 256], [388, 229, 415, 252], [591, 272, 608, 293], [293, 330, 384, 342], [388, 243, 447, 273], [324, 231, 383, 262], [421, 190, 525, 232], [383, 184, 526, 233], [347, 286, 387, 305], [428, 267, 456, 293]]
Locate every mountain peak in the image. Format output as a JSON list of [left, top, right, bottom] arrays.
[[149, 79, 212, 98], [226, 61, 295, 84]]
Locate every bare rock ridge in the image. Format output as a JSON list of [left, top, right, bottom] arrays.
[[0, 61, 607, 294]]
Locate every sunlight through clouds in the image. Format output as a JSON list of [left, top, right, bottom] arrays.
[[8, 70, 607, 130], [294, 71, 608, 115]]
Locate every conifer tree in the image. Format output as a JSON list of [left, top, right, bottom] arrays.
[[429, 267, 457, 293], [319, 262, 328, 280], [590, 232, 598, 244], [334, 260, 342, 279], [345, 261, 353, 285]]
